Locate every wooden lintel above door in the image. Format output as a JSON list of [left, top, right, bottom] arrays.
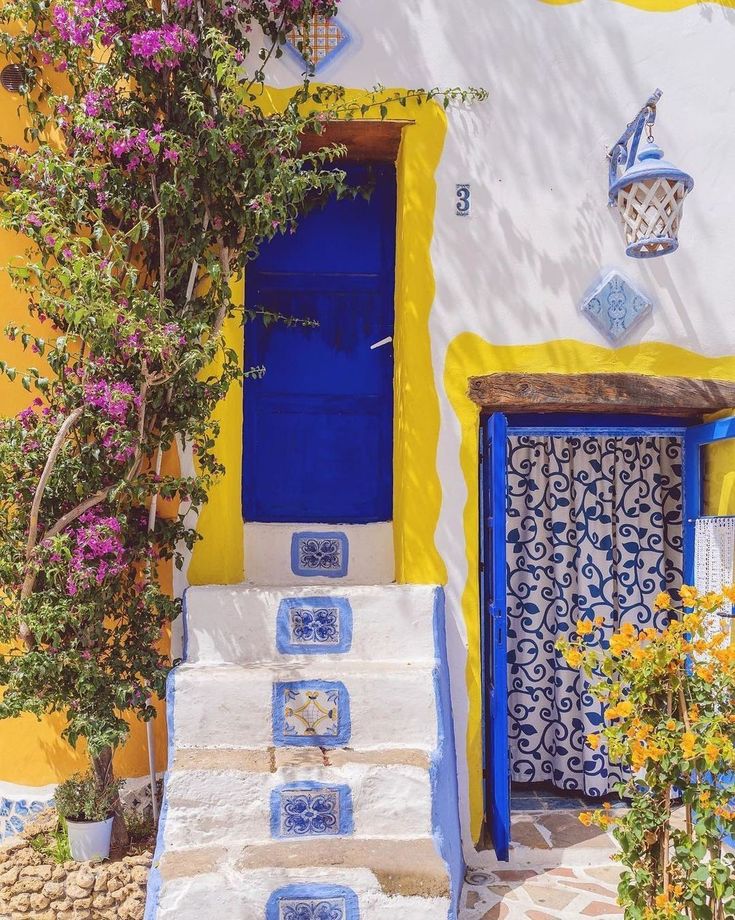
[[299, 119, 413, 163], [468, 372, 735, 417]]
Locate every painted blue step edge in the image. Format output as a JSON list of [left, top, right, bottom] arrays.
[[431, 586, 465, 920]]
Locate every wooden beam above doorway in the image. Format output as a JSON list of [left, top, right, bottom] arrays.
[[299, 119, 413, 163], [467, 372, 735, 417]]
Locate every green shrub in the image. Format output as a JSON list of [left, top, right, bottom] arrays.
[[54, 772, 123, 823]]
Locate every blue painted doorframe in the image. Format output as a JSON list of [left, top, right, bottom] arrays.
[[480, 412, 510, 861], [479, 411, 709, 861], [683, 415, 735, 848], [243, 164, 396, 524]]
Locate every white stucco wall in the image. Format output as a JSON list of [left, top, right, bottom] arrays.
[[266, 0, 735, 858]]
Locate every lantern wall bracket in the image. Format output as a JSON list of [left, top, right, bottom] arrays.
[[607, 88, 662, 206]]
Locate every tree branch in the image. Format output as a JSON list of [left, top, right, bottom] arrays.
[[25, 407, 84, 559], [151, 176, 166, 310]]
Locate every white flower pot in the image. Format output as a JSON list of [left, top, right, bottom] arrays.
[[66, 816, 114, 861]]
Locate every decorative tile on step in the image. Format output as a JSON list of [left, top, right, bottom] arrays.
[[272, 680, 351, 746], [266, 884, 359, 920], [276, 596, 353, 654], [270, 781, 353, 838], [291, 531, 349, 578]]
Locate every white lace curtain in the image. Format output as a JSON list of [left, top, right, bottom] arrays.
[[505, 434, 683, 796]]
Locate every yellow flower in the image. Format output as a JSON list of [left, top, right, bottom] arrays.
[[702, 591, 725, 611], [655, 591, 672, 610], [696, 663, 715, 683], [680, 585, 699, 608], [689, 705, 700, 721], [616, 700, 633, 718], [586, 733, 600, 750], [704, 743, 719, 766], [565, 648, 583, 668], [655, 894, 669, 908], [723, 584, 735, 603], [578, 812, 593, 827], [610, 634, 632, 655], [681, 732, 697, 758], [576, 618, 594, 637], [665, 719, 677, 731], [683, 613, 703, 632]]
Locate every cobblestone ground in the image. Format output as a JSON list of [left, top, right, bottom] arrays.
[[460, 806, 624, 920]]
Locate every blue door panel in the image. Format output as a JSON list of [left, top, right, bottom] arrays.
[[244, 164, 396, 524]]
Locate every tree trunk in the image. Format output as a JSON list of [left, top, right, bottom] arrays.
[[92, 747, 129, 852]]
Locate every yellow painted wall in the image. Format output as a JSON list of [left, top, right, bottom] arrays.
[[0, 87, 450, 785], [444, 336, 735, 841], [190, 90, 449, 588]]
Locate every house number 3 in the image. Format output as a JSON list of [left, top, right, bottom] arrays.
[[456, 183, 471, 217]]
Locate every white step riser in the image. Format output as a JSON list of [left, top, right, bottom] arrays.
[[163, 765, 432, 850], [244, 522, 395, 586], [173, 666, 438, 751], [156, 871, 450, 920], [184, 584, 437, 665]]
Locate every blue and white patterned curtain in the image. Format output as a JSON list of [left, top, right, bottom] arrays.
[[506, 435, 683, 796]]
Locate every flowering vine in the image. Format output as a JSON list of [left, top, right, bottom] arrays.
[[558, 587, 735, 920], [0, 0, 485, 844]]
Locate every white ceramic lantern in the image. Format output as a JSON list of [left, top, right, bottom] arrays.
[[610, 141, 693, 259], [608, 91, 694, 259]]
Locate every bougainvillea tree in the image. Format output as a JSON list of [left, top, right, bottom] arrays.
[[558, 588, 735, 920], [0, 0, 485, 842]]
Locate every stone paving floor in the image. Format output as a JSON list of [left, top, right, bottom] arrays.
[[459, 802, 624, 920]]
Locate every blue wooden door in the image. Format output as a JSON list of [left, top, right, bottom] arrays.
[[683, 415, 735, 849], [481, 412, 511, 861], [243, 165, 396, 523]]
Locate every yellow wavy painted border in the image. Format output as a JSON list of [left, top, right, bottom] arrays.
[[539, 0, 735, 10], [444, 336, 735, 842], [190, 90, 449, 587]]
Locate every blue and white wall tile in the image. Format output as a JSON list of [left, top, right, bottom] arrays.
[[272, 680, 351, 747], [276, 596, 353, 655], [266, 885, 360, 920], [0, 782, 55, 841], [243, 523, 394, 586], [270, 782, 353, 839]]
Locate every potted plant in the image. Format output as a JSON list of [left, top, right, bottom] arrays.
[[54, 772, 123, 861]]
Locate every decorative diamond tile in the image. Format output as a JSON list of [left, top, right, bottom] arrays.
[[266, 885, 359, 920], [276, 596, 353, 654], [286, 15, 351, 73], [271, 782, 353, 839], [580, 270, 652, 343], [272, 680, 351, 747], [291, 532, 349, 579]]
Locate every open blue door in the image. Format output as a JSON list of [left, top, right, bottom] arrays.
[[683, 414, 735, 848], [480, 413, 510, 860]]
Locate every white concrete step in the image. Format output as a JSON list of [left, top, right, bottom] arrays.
[[171, 662, 438, 752], [152, 846, 451, 919], [163, 756, 432, 850], [184, 583, 438, 665]]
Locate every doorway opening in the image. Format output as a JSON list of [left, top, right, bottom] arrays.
[[241, 160, 397, 584], [474, 371, 735, 860]]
